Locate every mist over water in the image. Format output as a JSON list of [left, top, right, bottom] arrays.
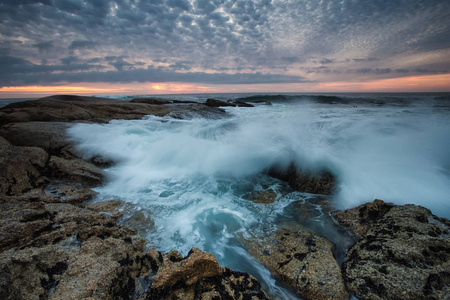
[[68, 93, 450, 298]]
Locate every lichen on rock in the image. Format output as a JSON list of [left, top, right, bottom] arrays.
[[333, 200, 450, 300]]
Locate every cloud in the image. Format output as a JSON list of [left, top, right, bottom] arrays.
[[0, 55, 307, 87], [356, 68, 392, 74], [0, 0, 449, 88], [69, 40, 97, 50], [33, 41, 54, 52]]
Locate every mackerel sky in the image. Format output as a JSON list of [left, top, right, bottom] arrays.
[[0, 0, 449, 95]]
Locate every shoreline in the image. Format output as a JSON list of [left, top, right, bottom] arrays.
[[0, 95, 449, 299]]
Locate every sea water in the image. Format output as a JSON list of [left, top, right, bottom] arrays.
[[67, 93, 450, 299]]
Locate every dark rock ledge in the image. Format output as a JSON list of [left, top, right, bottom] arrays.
[[0, 95, 449, 300], [332, 200, 450, 300]]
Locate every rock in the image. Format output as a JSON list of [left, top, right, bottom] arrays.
[[151, 248, 222, 290], [122, 209, 155, 234], [267, 163, 336, 195], [0, 122, 71, 154], [205, 98, 237, 107], [85, 200, 124, 220], [167, 103, 226, 119], [232, 100, 254, 107], [0, 244, 71, 299], [249, 189, 278, 204], [0, 95, 173, 124], [48, 156, 103, 186], [50, 236, 146, 299], [131, 98, 171, 105], [0, 136, 49, 195], [0, 191, 153, 300], [244, 223, 348, 300], [46, 184, 98, 204], [147, 248, 269, 300], [333, 200, 450, 300], [0, 234, 151, 300], [331, 199, 395, 237]]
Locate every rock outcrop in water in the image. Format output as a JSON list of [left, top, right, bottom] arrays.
[[332, 200, 450, 300], [147, 248, 269, 299], [244, 223, 348, 300], [267, 163, 336, 195]]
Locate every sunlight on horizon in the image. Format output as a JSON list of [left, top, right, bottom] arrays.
[[0, 74, 449, 98]]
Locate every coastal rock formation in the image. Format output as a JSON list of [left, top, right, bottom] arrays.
[[245, 223, 348, 300], [48, 156, 104, 186], [0, 136, 49, 195], [205, 98, 237, 107], [205, 98, 254, 107], [332, 200, 450, 300], [267, 163, 336, 195], [131, 97, 171, 105], [0, 121, 70, 154], [147, 248, 269, 300], [0, 95, 173, 124], [0, 95, 271, 299]]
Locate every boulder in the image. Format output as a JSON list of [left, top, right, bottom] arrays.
[[0, 136, 49, 195], [333, 200, 450, 300], [48, 156, 103, 186], [244, 223, 348, 300], [0, 122, 71, 154], [249, 189, 278, 204], [147, 248, 269, 300], [267, 163, 336, 195], [331, 199, 395, 237], [151, 248, 223, 290], [205, 98, 237, 107]]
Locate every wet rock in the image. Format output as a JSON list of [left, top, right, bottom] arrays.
[[232, 100, 254, 107], [331, 199, 395, 237], [167, 103, 226, 119], [151, 248, 222, 290], [48, 156, 103, 186], [244, 223, 348, 300], [249, 189, 278, 204], [122, 209, 155, 234], [0, 136, 49, 195], [333, 200, 450, 300], [85, 200, 124, 220], [131, 98, 171, 105], [0, 122, 71, 154], [147, 248, 269, 300], [267, 163, 336, 195], [205, 98, 237, 107], [47, 184, 98, 204]]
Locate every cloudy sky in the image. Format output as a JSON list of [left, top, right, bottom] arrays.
[[0, 0, 449, 97]]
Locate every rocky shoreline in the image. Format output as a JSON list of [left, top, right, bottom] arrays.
[[0, 95, 449, 299]]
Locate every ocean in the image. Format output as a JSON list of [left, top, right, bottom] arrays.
[[5, 93, 450, 298]]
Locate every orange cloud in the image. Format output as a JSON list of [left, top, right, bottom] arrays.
[[314, 74, 450, 92]]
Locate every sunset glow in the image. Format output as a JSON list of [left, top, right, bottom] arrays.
[[1, 73, 449, 99]]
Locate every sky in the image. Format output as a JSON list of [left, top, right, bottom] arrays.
[[0, 0, 449, 97]]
